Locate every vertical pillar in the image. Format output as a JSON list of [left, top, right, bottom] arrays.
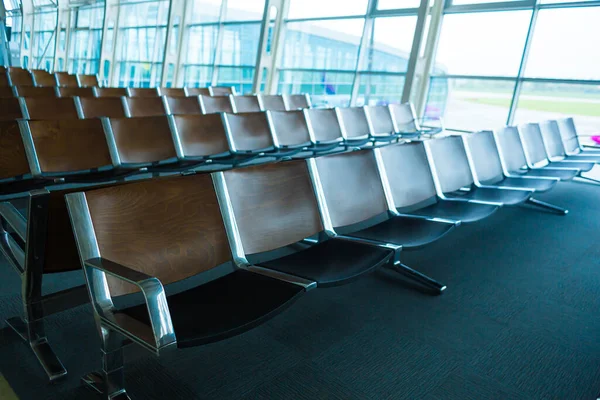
[[20, 0, 34, 68], [53, 0, 70, 72], [401, 0, 432, 105], [160, 0, 187, 87], [349, 0, 376, 107], [99, 0, 120, 86]]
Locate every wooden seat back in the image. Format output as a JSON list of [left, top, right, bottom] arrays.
[[199, 94, 233, 114], [304, 108, 343, 142], [78, 97, 127, 118], [0, 73, 9, 87], [0, 98, 25, 120], [21, 97, 80, 119], [14, 85, 57, 98], [268, 110, 312, 147], [26, 119, 113, 175], [259, 95, 286, 111], [124, 97, 167, 117], [95, 87, 128, 97], [185, 87, 210, 96], [425, 136, 475, 193], [0, 86, 15, 99], [337, 107, 371, 139], [171, 114, 230, 157], [82, 173, 232, 295], [127, 87, 160, 97], [222, 161, 324, 255], [57, 87, 95, 98], [55, 72, 79, 87], [388, 103, 418, 133], [7, 67, 34, 86], [0, 121, 29, 180], [107, 116, 178, 165], [164, 96, 201, 115], [313, 150, 388, 228], [365, 105, 395, 135], [159, 87, 186, 97], [231, 95, 261, 113], [31, 69, 57, 87], [284, 94, 311, 110], [77, 74, 99, 87], [223, 112, 274, 152], [209, 86, 235, 96]]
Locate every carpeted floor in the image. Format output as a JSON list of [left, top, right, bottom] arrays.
[[0, 181, 599, 400]]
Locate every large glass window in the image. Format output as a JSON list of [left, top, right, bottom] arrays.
[[288, 0, 368, 19], [31, 8, 57, 70], [377, 0, 421, 9], [435, 11, 531, 77], [68, 3, 104, 74], [525, 8, 600, 81]]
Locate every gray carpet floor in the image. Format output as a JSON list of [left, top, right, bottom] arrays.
[[1, 181, 600, 400]]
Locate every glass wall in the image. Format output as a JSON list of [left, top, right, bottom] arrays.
[[30, 1, 57, 70], [68, 2, 104, 74]]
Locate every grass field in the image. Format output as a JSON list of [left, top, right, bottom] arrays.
[[462, 96, 600, 117]]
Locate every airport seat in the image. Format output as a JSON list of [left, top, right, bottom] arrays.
[[0, 98, 25, 120], [7, 67, 34, 86], [209, 86, 236, 96], [259, 94, 287, 111], [57, 86, 95, 97], [424, 136, 533, 206], [0, 86, 13, 98], [462, 131, 558, 193], [539, 120, 600, 163], [77, 74, 99, 87], [309, 149, 458, 293], [557, 117, 600, 154], [231, 94, 262, 113], [518, 123, 594, 172], [13, 85, 57, 97], [364, 105, 401, 139], [164, 95, 202, 115], [95, 87, 128, 97], [283, 93, 311, 110], [375, 141, 499, 223], [199, 94, 233, 114], [77, 97, 128, 118], [336, 106, 397, 146], [123, 96, 167, 117], [55, 72, 79, 87], [127, 87, 160, 97], [220, 160, 394, 286], [184, 87, 210, 96], [66, 172, 309, 399], [493, 126, 579, 181], [31, 69, 58, 87], [20, 97, 81, 119], [388, 103, 443, 138], [159, 87, 186, 97], [303, 108, 347, 150], [0, 72, 9, 87]]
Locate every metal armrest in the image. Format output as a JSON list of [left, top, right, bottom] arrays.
[[84, 257, 176, 352], [394, 212, 460, 226]]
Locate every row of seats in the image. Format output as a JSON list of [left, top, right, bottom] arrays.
[[0, 93, 313, 120], [0, 84, 240, 98], [0, 66, 98, 87]]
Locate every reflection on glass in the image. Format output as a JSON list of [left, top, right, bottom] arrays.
[[514, 82, 600, 135], [226, 0, 266, 21], [426, 78, 515, 130], [377, 0, 421, 9], [216, 66, 255, 94], [525, 8, 600, 80], [435, 11, 531, 76], [282, 19, 365, 70], [288, 0, 368, 19], [356, 74, 405, 106], [189, 0, 222, 23], [69, 4, 104, 74], [361, 16, 417, 73], [278, 70, 355, 107]]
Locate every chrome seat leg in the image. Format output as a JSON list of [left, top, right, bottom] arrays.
[[389, 261, 447, 295], [526, 198, 569, 215], [82, 325, 131, 400]]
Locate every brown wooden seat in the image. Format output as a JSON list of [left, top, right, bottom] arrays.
[[184, 87, 210, 96], [303, 108, 346, 147], [336, 106, 389, 145], [94, 87, 128, 97], [105, 116, 178, 167], [0, 98, 25, 120], [57, 87, 95, 98], [66, 172, 308, 399], [209, 86, 236, 96], [0, 120, 29, 183], [13, 85, 57, 98], [31, 69, 58, 87], [127, 87, 160, 97], [123, 97, 167, 117], [159, 87, 186, 97], [164, 96, 201, 115], [0, 73, 9, 87], [284, 94, 311, 110], [0, 86, 15, 99], [21, 97, 81, 119], [78, 97, 127, 118], [7, 67, 34, 86], [231, 95, 261, 113], [259, 94, 286, 111], [77, 74, 99, 87], [55, 72, 79, 87], [199, 94, 233, 114]]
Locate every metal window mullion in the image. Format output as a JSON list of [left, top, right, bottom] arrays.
[[401, 0, 430, 104], [349, 0, 376, 107], [507, 2, 539, 125], [211, 0, 228, 86]]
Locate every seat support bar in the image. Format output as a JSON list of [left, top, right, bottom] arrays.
[[388, 261, 446, 295], [525, 198, 568, 215]]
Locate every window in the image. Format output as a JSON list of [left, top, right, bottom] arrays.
[[288, 0, 368, 19], [525, 8, 600, 81], [361, 16, 417, 73], [435, 11, 531, 77], [377, 0, 421, 9], [68, 4, 104, 74], [514, 82, 600, 135], [278, 70, 356, 107]]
